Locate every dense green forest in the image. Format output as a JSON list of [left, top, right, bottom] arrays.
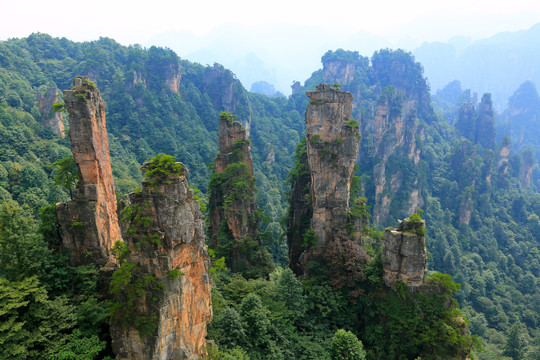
[[0, 34, 539, 359]]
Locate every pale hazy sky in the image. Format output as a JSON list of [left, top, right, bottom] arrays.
[[2, 0, 540, 45]]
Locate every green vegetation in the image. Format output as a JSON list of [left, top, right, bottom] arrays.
[[0, 34, 538, 359], [143, 153, 185, 189], [0, 201, 111, 359], [330, 329, 366, 360], [50, 156, 80, 199], [52, 102, 65, 112], [108, 261, 163, 336]]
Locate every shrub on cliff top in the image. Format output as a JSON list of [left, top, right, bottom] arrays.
[[143, 153, 185, 180]]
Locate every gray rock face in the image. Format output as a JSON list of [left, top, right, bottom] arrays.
[[381, 218, 427, 288], [305, 83, 360, 252], [37, 87, 65, 137], [113, 170, 212, 360]]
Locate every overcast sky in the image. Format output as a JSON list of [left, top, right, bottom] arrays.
[[3, 0, 540, 45]]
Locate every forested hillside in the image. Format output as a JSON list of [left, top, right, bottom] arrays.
[[0, 34, 538, 359], [296, 49, 540, 359]]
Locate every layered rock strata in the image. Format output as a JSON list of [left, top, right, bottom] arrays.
[[56, 76, 121, 265], [37, 87, 65, 137], [112, 164, 212, 360], [208, 113, 259, 273], [304, 84, 361, 254], [381, 218, 427, 288]]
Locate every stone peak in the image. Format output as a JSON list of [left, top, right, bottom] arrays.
[[306, 83, 353, 103]]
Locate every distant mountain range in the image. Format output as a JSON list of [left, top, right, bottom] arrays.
[[149, 22, 540, 111]]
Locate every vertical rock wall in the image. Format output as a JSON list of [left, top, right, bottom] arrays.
[[37, 87, 65, 137], [370, 97, 423, 225], [56, 77, 212, 359], [113, 166, 212, 360], [202, 64, 252, 134], [305, 84, 360, 252], [381, 218, 427, 288], [56, 76, 121, 265], [208, 113, 261, 274]]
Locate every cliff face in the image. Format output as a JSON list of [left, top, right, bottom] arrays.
[[323, 60, 356, 85], [202, 64, 252, 134], [112, 164, 212, 360], [318, 50, 428, 226], [475, 94, 496, 150], [304, 84, 360, 254], [56, 76, 121, 265], [381, 217, 427, 288], [165, 63, 182, 95], [57, 77, 212, 359], [368, 96, 424, 225], [286, 139, 312, 276], [455, 94, 496, 150], [37, 87, 65, 137], [208, 113, 263, 274]]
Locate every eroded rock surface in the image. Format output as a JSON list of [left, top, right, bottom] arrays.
[[56, 76, 121, 265], [382, 218, 427, 288], [202, 64, 252, 134], [37, 87, 65, 137], [112, 166, 212, 360], [305, 84, 360, 251]]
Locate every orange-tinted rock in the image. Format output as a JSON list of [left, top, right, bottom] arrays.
[[165, 63, 182, 95], [36, 87, 65, 137], [113, 167, 212, 360], [56, 76, 121, 265]]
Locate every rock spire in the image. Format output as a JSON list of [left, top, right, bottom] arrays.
[[56, 76, 121, 265]]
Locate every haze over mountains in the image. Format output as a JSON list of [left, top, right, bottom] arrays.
[[149, 22, 540, 111]]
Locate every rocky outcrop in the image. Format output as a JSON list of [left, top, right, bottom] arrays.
[[475, 94, 496, 150], [323, 60, 356, 86], [305, 84, 361, 254], [56, 76, 121, 266], [37, 87, 65, 137], [521, 149, 534, 186], [208, 113, 269, 275], [497, 140, 511, 175], [369, 95, 424, 225], [455, 94, 496, 150], [291, 81, 301, 95], [57, 77, 212, 359], [202, 64, 252, 134], [458, 189, 473, 225], [165, 63, 182, 95], [286, 139, 312, 276], [382, 217, 427, 288], [112, 162, 212, 360]]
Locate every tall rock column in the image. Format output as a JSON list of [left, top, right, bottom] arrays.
[[112, 159, 212, 360], [381, 217, 427, 289], [56, 76, 121, 265], [208, 113, 272, 277], [305, 84, 360, 254]]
